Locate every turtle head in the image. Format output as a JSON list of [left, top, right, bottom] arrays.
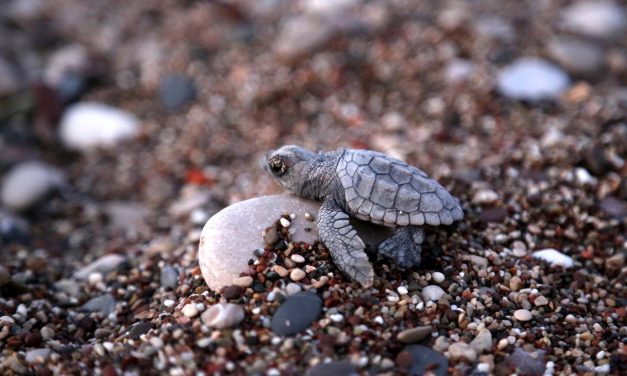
[[264, 145, 317, 193]]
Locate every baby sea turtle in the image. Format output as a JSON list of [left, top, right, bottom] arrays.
[[264, 145, 464, 287]]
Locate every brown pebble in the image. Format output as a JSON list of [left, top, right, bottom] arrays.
[[273, 265, 289, 277], [396, 350, 413, 369], [222, 285, 242, 300], [397, 326, 432, 344], [509, 276, 522, 291]]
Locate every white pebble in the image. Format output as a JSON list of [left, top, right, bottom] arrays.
[[163, 299, 175, 307], [330, 313, 344, 323], [397, 286, 408, 295], [285, 283, 302, 296], [532, 249, 574, 268], [182, 303, 199, 318], [421, 285, 446, 301], [432, 272, 445, 283], [280, 218, 291, 227], [290, 254, 305, 264], [514, 309, 533, 321], [1, 162, 65, 211], [60, 102, 140, 151], [290, 268, 306, 281], [201, 303, 245, 329]]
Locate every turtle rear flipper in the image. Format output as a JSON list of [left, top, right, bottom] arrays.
[[378, 226, 424, 268], [317, 199, 374, 288]]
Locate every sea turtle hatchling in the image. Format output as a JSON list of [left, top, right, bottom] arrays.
[[263, 145, 464, 287]]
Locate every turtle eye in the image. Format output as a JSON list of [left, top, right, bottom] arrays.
[[268, 158, 288, 176]]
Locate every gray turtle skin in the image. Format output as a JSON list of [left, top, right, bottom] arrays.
[[264, 145, 464, 287]]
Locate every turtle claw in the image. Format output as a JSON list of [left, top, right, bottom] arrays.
[[378, 226, 423, 269]]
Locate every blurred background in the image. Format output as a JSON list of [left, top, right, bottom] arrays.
[[0, 0, 625, 372]]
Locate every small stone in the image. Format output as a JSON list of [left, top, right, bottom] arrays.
[[201, 303, 245, 329], [509, 276, 523, 291], [280, 218, 291, 227], [273, 265, 289, 277], [561, 1, 626, 39], [397, 286, 408, 295], [1, 162, 65, 211], [81, 294, 116, 316], [182, 303, 199, 317], [514, 309, 533, 321], [470, 329, 493, 354], [290, 268, 306, 281], [275, 16, 334, 61], [25, 349, 51, 364], [448, 342, 477, 362], [497, 58, 570, 101], [290, 254, 305, 263], [532, 249, 574, 268], [0, 265, 10, 287], [305, 360, 358, 376], [472, 189, 499, 204], [160, 265, 178, 289], [534, 296, 549, 306], [599, 197, 627, 219], [398, 345, 448, 376], [421, 285, 446, 301], [444, 59, 474, 83], [222, 285, 243, 300], [479, 207, 508, 223], [129, 322, 153, 340], [397, 326, 432, 344], [263, 227, 280, 246], [74, 254, 126, 280], [60, 102, 139, 151], [605, 253, 625, 270], [504, 348, 546, 376], [159, 73, 196, 112], [432, 272, 445, 283], [546, 36, 604, 74], [232, 276, 253, 287], [285, 283, 302, 296], [271, 292, 322, 336], [304, 212, 314, 222]]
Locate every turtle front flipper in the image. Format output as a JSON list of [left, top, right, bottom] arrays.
[[317, 199, 374, 288]]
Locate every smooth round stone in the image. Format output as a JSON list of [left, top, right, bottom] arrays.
[[432, 272, 445, 284], [290, 268, 306, 282], [532, 249, 574, 268], [1, 162, 65, 211], [159, 74, 196, 113], [397, 345, 448, 376], [497, 58, 570, 101], [80, 294, 116, 316], [470, 329, 493, 354], [25, 349, 51, 364], [74, 254, 126, 280], [421, 285, 446, 302], [160, 265, 178, 289], [274, 17, 334, 61], [561, 1, 626, 39], [514, 309, 533, 322], [271, 292, 322, 336], [397, 326, 432, 344], [60, 102, 139, 151], [201, 303, 244, 329], [448, 342, 477, 362], [546, 37, 604, 74], [198, 194, 392, 291], [305, 360, 358, 376]]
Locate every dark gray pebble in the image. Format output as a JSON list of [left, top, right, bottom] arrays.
[[305, 360, 358, 376], [159, 73, 196, 112], [160, 265, 178, 289], [80, 294, 116, 316], [271, 292, 322, 336], [400, 345, 448, 376], [129, 322, 153, 340]]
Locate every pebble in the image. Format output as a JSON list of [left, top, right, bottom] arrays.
[[290, 268, 306, 282], [222, 285, 243, 300], [546, 37, 604, 74], [509, 276, 523, 291], [497, 57, 570, 101], [504, 348, 546, 376], [421, 285, 446, 301], [182, 303, 199, 318], [160, 265, 178, 289], [513, 309, 533, 321], [444, 59, 474, 83], [0, 265, 10, 287], [432, 272, 445, 283], [159, 73, 196, 112], [232, 276, 253, 287], [532, 249, 574, 268], [129, 322, 153, 340], [81, 294, 116, 315], [472, 189, 499, 204], [280, 218, 291, 227], [448, 342, 477, 362], [1, 162, 65, 211], [74, 254, 126, 280], [397, 345, 448, 376], [25, 349, 51, 364], [59, 102, 140, 151], [470, 329, 493, 354], [271, 292, 322, 336], [561, 1, 626, 39], [305, 360, 357, 376], [512, 241, 528, 257], [534, 296, 549, 306], [397, 326, 432, 344], [285, 283, 302, 296], [201, 303, 245, 329], [273, 265, 289, 277], [290, 254, 305, 263], [274, 16, 334, 61], [198, 195, 320, 291]]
